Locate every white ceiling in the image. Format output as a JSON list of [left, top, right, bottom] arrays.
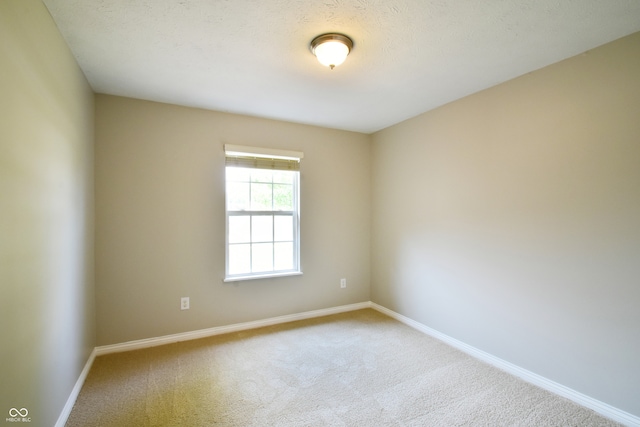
[[43, 0, 640, 134]]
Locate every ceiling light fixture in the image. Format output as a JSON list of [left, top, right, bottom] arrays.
[[310, 33, 353, 70]]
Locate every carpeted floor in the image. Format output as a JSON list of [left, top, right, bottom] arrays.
[[66, 309, 621, 426]]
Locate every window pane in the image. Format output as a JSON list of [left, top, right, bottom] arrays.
[[274, 215, 293, 242], [251, 216, 273, 243], [226, 165, 299, 279], [274, 242, 293, 270], [226, 167, 251, 182], [252, 243, 273, 272], [273, 171, 293, 184], [251, 183, 272, 210], [273, 184, 293, 210], [228, 216, 250, 243], [251, 170, 272, 183], [227, 182, 250, 211], [229, 244, 250, 275]]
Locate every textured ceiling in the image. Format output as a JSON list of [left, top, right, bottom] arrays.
[[43, 0, 640, 133]]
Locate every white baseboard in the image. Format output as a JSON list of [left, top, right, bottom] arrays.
[[370, 302, 640, 427], [96, 301, 372, 356], [55, 347, 97, 427]]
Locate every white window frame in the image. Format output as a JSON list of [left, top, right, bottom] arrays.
[[224, 145, 303, 282]]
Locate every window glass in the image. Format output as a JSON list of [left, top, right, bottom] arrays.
[[273, 184, 293, 210], [251, 216, 273, 243], [228, 216, 250, 243], [252, 243, 274, 272], [228, 244, 250, 275], [274, 216, 293, 241], [225, 166, 300, 280]]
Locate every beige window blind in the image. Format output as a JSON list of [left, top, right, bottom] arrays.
[[224, 144, 303, 171]]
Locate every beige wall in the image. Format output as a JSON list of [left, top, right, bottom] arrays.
[[0, 1, 95, 426], [95, 95, 370, 345], [371, 32, 640, 416]]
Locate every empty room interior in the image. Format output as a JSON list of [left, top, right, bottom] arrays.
[[1, 0, 640, 426]]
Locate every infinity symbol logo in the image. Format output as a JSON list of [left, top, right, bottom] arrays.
[[9, 408, 28, 417]]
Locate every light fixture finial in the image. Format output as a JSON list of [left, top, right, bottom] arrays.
[[310, 33, 353, 70]]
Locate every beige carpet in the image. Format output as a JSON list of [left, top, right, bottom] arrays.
[[66, 309, 620, 426]]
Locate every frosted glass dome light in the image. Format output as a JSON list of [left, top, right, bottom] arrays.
[[310, 34, 353, 70]]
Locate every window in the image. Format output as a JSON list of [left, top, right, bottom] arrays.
[[224, 145, 303, 281]]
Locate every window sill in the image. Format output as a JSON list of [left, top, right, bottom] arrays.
[[224, 271, 303, 283]]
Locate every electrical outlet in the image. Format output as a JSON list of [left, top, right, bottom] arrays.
[[181, 297, 190, 310], [340, 278, 347, 288]]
